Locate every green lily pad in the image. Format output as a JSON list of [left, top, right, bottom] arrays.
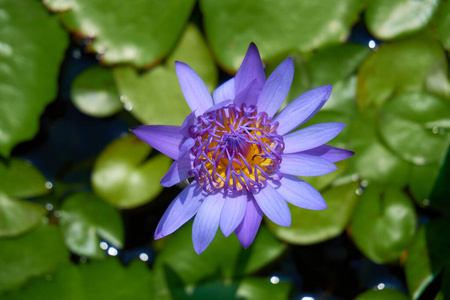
[[60, 192, 124, 258], [235, 277, 292, 300], [409, 162, 443, 206], [71, 66, 122, 118], [405, 217, 450, 300], [0, 158, 50, 198], [350, 186, 417, 264], [354, 288, 409, 300], [44, 0, 196, 68], [357, 35, 446, 109], [92, 134, 171, 209], [0, 192, 46, 238], [0, 222, 69, 294], [300, 160, 352, 192], [365, 0, 438, 40], [433, 0, 450, 50], [200, 0, 364, 72], [378, 92, 450, 165], [0, 0, 68, 157], [114, 24, 217, 126], [321, 75, 359, 116], [266, 182, 359, 245]]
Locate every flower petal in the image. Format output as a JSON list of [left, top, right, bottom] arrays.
[[180, 111, 197, 138], [130, 125, 183, 160], [283, 122, 346, 153], [235, 196, 263, 248], [300, 145, 355, 163], [280, 153, 337, 176], [274, 85, 332, 135], [175, 61, 213, 114], [178, 138, 195, 158], [213, 78, 235, 104], [160, 156, 193, 187], [154, 182, 204, 239], [220, 192, 248, 237], [234, 43, 266, 95], [233, 79, 260, 107], [192, 192, 226, 254], [252, 184, 291, 227], [257, 57, 294, 117], [269, 175, 326, 210]]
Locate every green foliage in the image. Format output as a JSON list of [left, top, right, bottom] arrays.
[[354, 288, 409, 300]]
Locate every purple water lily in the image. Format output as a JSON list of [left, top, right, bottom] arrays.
[[131, 43, 354, 254]]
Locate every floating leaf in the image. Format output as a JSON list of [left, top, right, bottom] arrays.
[[266, 182, 359, 245], [354, 288, 409, 300], [365, 0, 438, 40], [0, 0, 68, 157], [44, 0, 196, 67], [433, 0, 450, 50], [60, 192, 124, 258], [350, 186, 417, 264], [200, 0, 364, 72], [92, 134, 171, 209], [378, 92, 450, 165], [409, 162, 442, 206], [236, 277, 292, 300]]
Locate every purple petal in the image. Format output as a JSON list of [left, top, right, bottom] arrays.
[[233, 79, 260, 107], [252, 184, 291, 227], [274, 85, 332, 135], [180, 111, 197, 138], [192, 192, 226, 254], [175, 61, 213, 115], [130, 125, 183, 160], [257, 57, 294, 117], [160, 156, 193, 187], [234, 43, 266, 95], [178, 138, 195, 158], [154, 182, 204, 239], [280, 153, 338, 176], [301, 145, 355, 163], [213, 78, 235, 104], [235, 196, 263, 248], [283, 122, 346, 153], [219, 192, 248, 237], [269, 175, 326, 210]]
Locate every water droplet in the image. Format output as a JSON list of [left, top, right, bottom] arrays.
[[54, 210, 62, 218], [73, 48, 81, 59], [368, 40, 376, 49], [45, 181, 53, 189], [352, 174, 360, 182], [99, 241, 108, 250], [377, 283, 385, 290], [432, 127, 439, 134], [301, 297, 315, 300], [413, 157, 425, 165], [45, 203, 53, 211], [79, 257, 87, 263], [139, 253, 149, 262], [269, 276, 280, 284], [123, 102, 133, 111], [423, 199, 430, 206], [107, 247, 118, 256], [356, 187, 363, 195], [361, 179, 369, 188]]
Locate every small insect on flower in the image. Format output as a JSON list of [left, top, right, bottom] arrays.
[[131, 43, 354, 254]]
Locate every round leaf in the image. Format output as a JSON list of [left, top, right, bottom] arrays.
[[378, 92, 450, 165], [44, 0, 196, 67], [236, 277, 292, 300], [266, 182, 360, 245], [0, 0, 68, 157], [350, 186, 417, 264], [354, 288, 409, 300], [60, 192, 124, 258], [409, 162, 442, 205], [92, 134, 171, 209], [434, 0, 450, 50]]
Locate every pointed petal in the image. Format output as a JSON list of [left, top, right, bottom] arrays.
[[283, 123, 346, 153], [280, 153, 337, 176], [130, 125, 183, 160], [257, 57, 294, 117], [154, 183, 204, 239], [235, 196, 263, 248], [175, 61, 213, 114], [180, 111, 197, 138], [233, 79, 260, 107], [213, 78, 235, 104], [220, 192, 248, 237], [192, 193, 226, 254], [234, 43, 265, 95], [160, 156, 193, 187], [252, 184, 291, 227], [300, 145, 355, 163], [274, 85, 332, 135], [269, 175, 326, 210]]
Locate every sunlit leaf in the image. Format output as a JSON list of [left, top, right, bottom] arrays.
[[60, 192, 124, 258], [354, 288, 409, 300], [0, 0, 68, 157], [433, 0, 450, 50], [92, 134, 171, 209], [236, 277, 292, 300]]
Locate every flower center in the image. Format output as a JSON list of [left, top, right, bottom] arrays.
[[189, 104, 284, 193]]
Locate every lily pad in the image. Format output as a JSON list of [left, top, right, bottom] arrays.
[[434, 0, 450, 50], [378, 92, 450, 165], [44, 0, 196, 67], [365, 0, 438, 40], [0, 0, 68, 157], [409, 162, 443, 206], [266, 182, 360, 245], [357, 35, 446, 109], [200, 0, 364, 72], [0, 222, 69, 294], [350, 186, 417, 264], [92, 134, 171, 209], [60, 192, 124, 258], [354, 288, 409, 300], [71, 66, 122, 118], [0, 158, 49, 198]]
